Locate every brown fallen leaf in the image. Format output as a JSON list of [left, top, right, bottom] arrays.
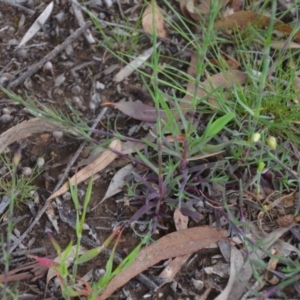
[[0, 118, 70, 154], [197, 0, 229, 14], [180, 0, 229, 22], [158, 208, 190, 284], [102, 101, 166, 122], [47, 139, 122, 201], [182, 66, 247, 112], [214, 11, 300, 40], [98, 226, 226, 299], [142, 1, 167, 38], [174, 207, 189, 231], [0, 259, 49, 283], [229, 0, 243, 12]]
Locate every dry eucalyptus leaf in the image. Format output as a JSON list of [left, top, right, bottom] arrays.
[[0, 118, 69, 154], [180, 0, 229, 22], [183, 67, 247, 113], [18, 1, 54, 48], [98, 227, 226, 299], [142, 1, 167, 38], [114, 43, 160, 82], [102, 101, 166, 122], [214, 11, 300, 40], [47, 140, 122, 201], [93, 164, 134, 209]]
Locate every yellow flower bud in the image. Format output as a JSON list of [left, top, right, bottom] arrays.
[[266, 136, 277, 150], [250, 132, 261, 143]]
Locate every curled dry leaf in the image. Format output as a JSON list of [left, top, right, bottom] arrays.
[[174, 207, 189, 231], [265, 249, 280, 285], [98, 226, 226, 299], [47, 140, 122, 201], [214, 11, 300, 40], [142, 1, 167, 38], [92, 164, 134, 209]]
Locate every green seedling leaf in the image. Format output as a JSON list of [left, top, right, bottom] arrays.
[[112, 235, 150, 276], [98, 228, 124, 290], [102, 101, 166, 122], [46, 244, 86, 285], [77, 227, 121, 264], [136, 149, 159, 174], [203, 113, 234, 140], [77, 246, 104, 265]]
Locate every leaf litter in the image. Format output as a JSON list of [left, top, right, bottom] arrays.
[[1, 0, 300, 299]]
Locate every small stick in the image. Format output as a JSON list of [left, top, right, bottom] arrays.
[[1, 107, 108, 259], [70, 0, 95, 44], [9, 21, 92, 88], [0, 0, 35, 15]]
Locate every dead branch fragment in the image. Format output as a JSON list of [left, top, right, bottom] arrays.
[[9, 21, 92, 88]]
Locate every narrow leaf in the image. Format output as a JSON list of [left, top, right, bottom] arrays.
[[98, 227, 226, 299], [47, 140, 121, 200], [18, 2, 54, 48], [203, 113, 234, 140], [102, 102, 166, 122]]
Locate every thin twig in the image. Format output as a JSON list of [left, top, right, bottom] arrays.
[[0, 59, 15, 77], [1, 107, 108, 259], [0, 0, 35, 15], [9, 21, 92, 88], [70, 0, 96, 44]]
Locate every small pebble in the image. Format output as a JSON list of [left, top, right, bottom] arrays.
[[55, 12, 65, 23], [62, 192, 71, 201], [36, 157, 45, 169], [43, 61, 54, 75], [96, 81, 105, 90], [22, 167, 32, 176], [70, 85, 81, 95], [192, 278, 204, 290], [52, 131, 64, 141], [0, 114, 12, 123]]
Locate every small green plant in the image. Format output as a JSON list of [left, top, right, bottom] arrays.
[[0, 154, 40, 204], [29, 179, 149, 299]]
